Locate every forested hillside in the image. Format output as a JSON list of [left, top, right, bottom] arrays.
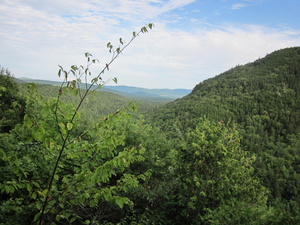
[[18, 83, 160, 119], [146, 46, 300, 222], [1, 46, 300, 225], [149, 47, 300, 129], [18, 77, 190, 103]]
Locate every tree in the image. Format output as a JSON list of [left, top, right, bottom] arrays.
[[0, 24, 153, 225], [178, 119, 269, 224], [0, 67, 25, 133]]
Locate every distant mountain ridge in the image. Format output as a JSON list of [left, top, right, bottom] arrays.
[[17, 77, 191, 101], [103, 85, 191, 99]]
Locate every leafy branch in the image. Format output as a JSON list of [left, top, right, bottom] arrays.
[[38, 23, 153, 225]]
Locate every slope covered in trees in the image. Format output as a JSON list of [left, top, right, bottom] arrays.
[[146, 46, 300, 222], [149, 47, 300, 130], [17, 77, 190, 103], [1, 46, 300, 225], [18, 83, 160, 119], [0, 67, 25, 133]]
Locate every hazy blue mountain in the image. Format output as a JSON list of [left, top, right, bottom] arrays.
[[101, 85, 191, 99], [17, 77, 191, 102]]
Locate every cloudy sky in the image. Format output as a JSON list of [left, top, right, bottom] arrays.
[[1, 0, 300, 89]]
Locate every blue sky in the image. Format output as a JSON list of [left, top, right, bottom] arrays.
[[0, 0, 299, 89]]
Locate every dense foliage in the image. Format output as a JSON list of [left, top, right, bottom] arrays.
[[1, 45, 300, 224], [146, 46, 300, 223], [0, 67, 25, 133]]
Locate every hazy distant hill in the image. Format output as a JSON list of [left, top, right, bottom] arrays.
[[103, 85, 191, 98], [17, 77, 191, 102]]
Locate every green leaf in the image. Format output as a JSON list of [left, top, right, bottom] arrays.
[[115, 198, 124, 209], [32, 181, 40, 188], [85, 52, 92, 58], [56, 214, 62, 222], [67, 122, 73, 131], [70, 217, 77, 223], [71, 65, 77, 71], [148, 23, 154, 29], [49, 141, 55, 149], [26, 183, 32, 192], [38, 189, 49, 199], [32, 191, 37, 199], [58, 65, 63, 77], [0, 149, 6, 159], [58, 122, 65, 130], [24, 114, 33, 128], [112, 77, 118, 84], [91, 77, 98, 83], [54, 174, 59, 181], [33, 212, 41, 222], [5, 185, 14, 194], [32, 126, 45, 141], [141, 26, 148, 33]]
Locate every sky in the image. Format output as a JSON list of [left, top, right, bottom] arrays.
[[0, 0, 300, 89]]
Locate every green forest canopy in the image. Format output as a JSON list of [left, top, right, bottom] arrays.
[[1, 46, 300, 224]]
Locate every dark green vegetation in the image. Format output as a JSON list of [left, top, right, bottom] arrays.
[[0, 68, 25, 133], [1, 46, 300, 224], [146, 46, 300, 223]]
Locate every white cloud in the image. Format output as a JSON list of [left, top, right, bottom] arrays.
[[231, 3, 248, 10], [109, 23, 300, 88], [159, 0, 195, 13], [0, 0, 300, 89]]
